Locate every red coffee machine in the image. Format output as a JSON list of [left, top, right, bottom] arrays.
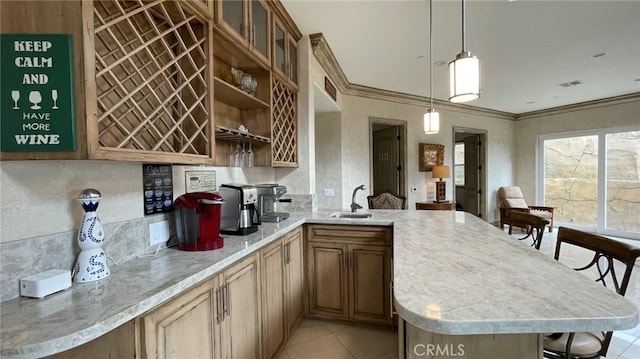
[[174, 192, 224, 251]]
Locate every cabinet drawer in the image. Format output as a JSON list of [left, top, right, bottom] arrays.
[[305, 225, 392, 246]]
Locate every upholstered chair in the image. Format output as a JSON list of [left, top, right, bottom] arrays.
[[498, 186, 554, 232]]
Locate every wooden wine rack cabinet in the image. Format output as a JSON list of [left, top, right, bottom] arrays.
[[271, 77, 297, 167], [85, 0, 214, 163]]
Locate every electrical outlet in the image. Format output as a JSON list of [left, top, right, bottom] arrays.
[[323, 188, 335, 197], [149, 220, 169, 246]]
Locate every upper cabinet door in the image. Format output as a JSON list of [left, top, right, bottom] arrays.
[[272, 18, 298, 87], [250, 0, 269, 61], [288, 37, 298, 84], [216, 0, 270, 67], [274, 21, 286, 78], [220, 0, 246, 39]]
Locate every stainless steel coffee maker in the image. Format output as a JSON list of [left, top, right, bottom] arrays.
[[219, 184, 260, 235], [255, 183, 290, 222]]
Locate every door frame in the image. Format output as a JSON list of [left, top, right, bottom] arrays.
[[453, 126, 488, 219], [369, 117, 408, 199]]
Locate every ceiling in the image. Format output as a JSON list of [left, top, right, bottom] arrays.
[[281, 0, 640, 115]]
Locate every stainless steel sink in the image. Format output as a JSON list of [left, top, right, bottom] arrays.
[[329, 212, 373, 219]]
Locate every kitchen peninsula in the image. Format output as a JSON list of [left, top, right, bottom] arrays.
[[1, 211, 637, 358]]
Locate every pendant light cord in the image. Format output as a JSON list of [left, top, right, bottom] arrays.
[[461, 0, 466, 52], [429, 0, 434, 110]]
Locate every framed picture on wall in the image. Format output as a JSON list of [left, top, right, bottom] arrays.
[[419, 143, 444, 172]]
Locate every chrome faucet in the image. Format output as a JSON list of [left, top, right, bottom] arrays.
[[351, 185, 366, 212]]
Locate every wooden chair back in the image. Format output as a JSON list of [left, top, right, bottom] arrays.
[[548, 227, 640, 357], [509, 211, 549, 250], [367, 191, 406, 210]]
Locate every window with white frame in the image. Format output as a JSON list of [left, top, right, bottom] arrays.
[[539, 127, 640, 238]]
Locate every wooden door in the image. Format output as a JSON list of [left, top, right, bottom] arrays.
[[285, 227, 304, 336], [261, 240, 286, 359], [464, 135, 481, 217], [373, 126, 399, 194], [349, 245, 392, 325], [222, 254, 261, 359], [307, 242, 348, 319], [142, 278, 219, 359]]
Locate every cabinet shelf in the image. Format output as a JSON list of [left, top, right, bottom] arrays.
[[215, 125, 270, 143], [214, 77, 269, 109]]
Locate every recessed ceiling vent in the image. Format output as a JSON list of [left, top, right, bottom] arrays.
[[558, 80, 584, 88]]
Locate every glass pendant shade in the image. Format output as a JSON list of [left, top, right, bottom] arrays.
[[449, 52, 480, 102], [423, 109, 440, 134], [449, 51, 480, 103]]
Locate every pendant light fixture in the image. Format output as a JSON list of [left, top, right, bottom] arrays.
[[424, 0, 440, 134], [449, 0, 480, 103]]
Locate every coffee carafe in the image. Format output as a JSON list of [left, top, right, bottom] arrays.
[[256, 183, 290, 222], [219, 184, 260, 235]]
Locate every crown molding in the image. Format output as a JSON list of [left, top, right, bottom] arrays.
[[309, 33, 513, 120], [309, 33, 638, 122], [271, 0, 302, 39], [514, 92, 640, 120]]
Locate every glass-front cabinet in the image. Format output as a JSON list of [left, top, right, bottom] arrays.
[[217, 0, 270, 66], [251, 0, 269, 60], [273, 19, 298, 87]]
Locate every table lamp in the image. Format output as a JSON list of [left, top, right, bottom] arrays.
[[432, 165, 450, 203]]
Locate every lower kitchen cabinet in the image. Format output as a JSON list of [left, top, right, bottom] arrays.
[[142, 277, 220, 359], [219, 253, 262, 359], [261, 227, 304, 359], [306, 225, 393, 326], [142, 253, 261, 359]]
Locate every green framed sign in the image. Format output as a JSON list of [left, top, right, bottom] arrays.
[[1, 34, 76, 152]]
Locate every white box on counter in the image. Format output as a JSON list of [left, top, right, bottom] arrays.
[[20, 269, 71, 298]]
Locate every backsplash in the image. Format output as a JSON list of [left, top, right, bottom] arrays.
[[0, 213, 173, 302], [0, 194, 315, 302]]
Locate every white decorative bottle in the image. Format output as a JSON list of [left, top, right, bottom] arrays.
[[73, 189, 110, 283]]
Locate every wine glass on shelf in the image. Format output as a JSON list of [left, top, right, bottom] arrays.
[[246, 140, 254, 167], [233, 143, 242, 167], [29, 91, 42, 110], [239, 142, 247, 167], [228, 145, 236, 167], [51, 90, 59, 109], [11, 91, 20, 109]]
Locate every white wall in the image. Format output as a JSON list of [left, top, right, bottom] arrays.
[[338, 95, 515, 223], [315, 112, 343, 210]]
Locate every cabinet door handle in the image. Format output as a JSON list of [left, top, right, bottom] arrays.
[[251, 25, 256, 46], [286, 242, 291, 264], [215, 287, 223, 323], [224, 282, 231, 317]]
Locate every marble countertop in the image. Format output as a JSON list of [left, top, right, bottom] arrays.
[[1, 210, 637, 358]]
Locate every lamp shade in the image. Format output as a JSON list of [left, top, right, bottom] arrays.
[[423, 109, 440, 134], [432, 165, 450, 179], [449, 51, 480, 103]]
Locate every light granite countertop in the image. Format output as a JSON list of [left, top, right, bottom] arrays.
[[1, 210, 637, 358]]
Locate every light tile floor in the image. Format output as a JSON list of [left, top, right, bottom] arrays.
[[277, 318, 397, 359], [280, 228, 640, 359]]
